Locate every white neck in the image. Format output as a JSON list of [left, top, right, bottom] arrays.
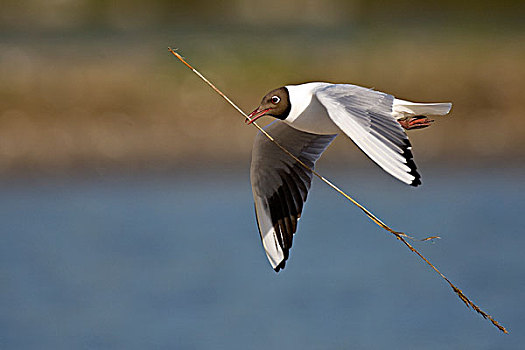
[[284, 82, 338, 134]]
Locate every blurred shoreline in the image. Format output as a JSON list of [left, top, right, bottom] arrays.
[[1, 4, 524, 177], [0, 156, 522, 185]]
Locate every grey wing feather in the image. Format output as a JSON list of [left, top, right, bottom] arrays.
[[250, 121, 336, 272], [315, 84, 421, 186]]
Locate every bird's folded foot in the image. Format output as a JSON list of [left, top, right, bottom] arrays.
[[399, 116, 434, 130]]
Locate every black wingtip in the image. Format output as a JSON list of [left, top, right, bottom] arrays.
[[407, 160, 421, 187], [410, 176, 422, 187], [274, 260, 286, 273], [401, 140, 422, 187]]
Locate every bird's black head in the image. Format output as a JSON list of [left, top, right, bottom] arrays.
[[246, 87, 291, 124]]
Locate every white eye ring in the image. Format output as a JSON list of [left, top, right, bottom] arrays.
[[271, 96, 280, 104]]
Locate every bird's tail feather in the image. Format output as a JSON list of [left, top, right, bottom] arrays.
[[392, 99, 452, 120]]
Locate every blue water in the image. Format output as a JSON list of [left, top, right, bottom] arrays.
[[1, 166, 524, 349]]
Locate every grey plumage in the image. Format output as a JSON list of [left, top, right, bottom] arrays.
[[315, 84, 420, 186], [250, 121, 336, 271]]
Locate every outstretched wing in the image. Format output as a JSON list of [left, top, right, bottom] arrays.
[[315, 84, 421, 186], [250, 121, 336, 272]]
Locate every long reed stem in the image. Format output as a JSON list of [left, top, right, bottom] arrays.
[[168, 47, 508, 334]]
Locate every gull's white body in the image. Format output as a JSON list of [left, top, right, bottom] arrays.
[[285, 83, 339, 134], [285, 82, 451, 135], [250, 82, 452, 271]]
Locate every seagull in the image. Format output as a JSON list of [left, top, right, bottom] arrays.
[[247, 82, 452, 272]]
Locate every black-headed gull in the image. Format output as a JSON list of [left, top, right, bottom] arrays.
[[248, 82, 452, 271]]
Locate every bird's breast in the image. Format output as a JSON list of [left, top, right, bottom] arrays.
[[284, 95, 340, 135]]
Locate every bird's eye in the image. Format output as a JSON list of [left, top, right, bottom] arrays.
[[271, 96, 280, 104]]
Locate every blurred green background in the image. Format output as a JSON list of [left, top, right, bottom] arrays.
[[1, 0, 524, 176]]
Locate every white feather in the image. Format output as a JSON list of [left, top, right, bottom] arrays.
[[312, 84, 419, 186], [392, 99, 452, 120]]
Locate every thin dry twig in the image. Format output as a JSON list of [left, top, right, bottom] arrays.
[[168, 47, 508, 334]]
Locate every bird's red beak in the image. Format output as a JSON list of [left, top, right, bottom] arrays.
[[246, 107, 271, 124]]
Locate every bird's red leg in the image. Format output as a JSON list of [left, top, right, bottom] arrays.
[[398, 116, 434, 130]]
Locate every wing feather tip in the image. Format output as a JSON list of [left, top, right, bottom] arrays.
[[410, 176, 422, 187], [407, 162, 422, 187], [274, 259, 286, 272]]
